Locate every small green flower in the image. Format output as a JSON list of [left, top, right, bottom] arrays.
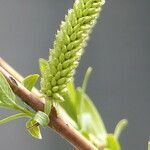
[[41, 0, 105, 101]]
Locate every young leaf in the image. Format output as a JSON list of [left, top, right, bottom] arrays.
[[106, 134, 121, 150], [76, 88, 107, 140], [26, 119, 42, 139], [79, 67, 92, 120], [0, 113, 26, 124], [22, 74, 39, 91], [82, 67, 93, 93], [34, 111, 50, 127], [148, 141, 150, 150], [0, 72, 16, 104], [60, 82, 78, 122], [114, 119, 128, 139]]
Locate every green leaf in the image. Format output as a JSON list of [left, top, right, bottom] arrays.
[[60, 82, 78, 122], [39, 58, 48, 75], [106, 134, 121, 150], [0, 113, 26, 124], [114, 119, 128, 139], [26, 119, 42, 139], [22, 74, 39, 91], [0, 72, 16, 104], [76, 88, 107, 140]]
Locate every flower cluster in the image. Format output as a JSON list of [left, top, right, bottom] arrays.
[[41, 0, 105, 101]]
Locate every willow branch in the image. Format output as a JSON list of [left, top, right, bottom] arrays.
[[0, 57, 99, 150]]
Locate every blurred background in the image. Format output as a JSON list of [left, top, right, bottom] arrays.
[[0, 0, 150, 149]]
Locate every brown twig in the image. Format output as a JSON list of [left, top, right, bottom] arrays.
[[0, 58, 99, 150]]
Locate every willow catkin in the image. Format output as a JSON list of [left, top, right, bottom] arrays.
[[41, 0, 105, 101]]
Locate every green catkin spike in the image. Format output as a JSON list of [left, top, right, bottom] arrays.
[[41, 0, 105, 102]]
